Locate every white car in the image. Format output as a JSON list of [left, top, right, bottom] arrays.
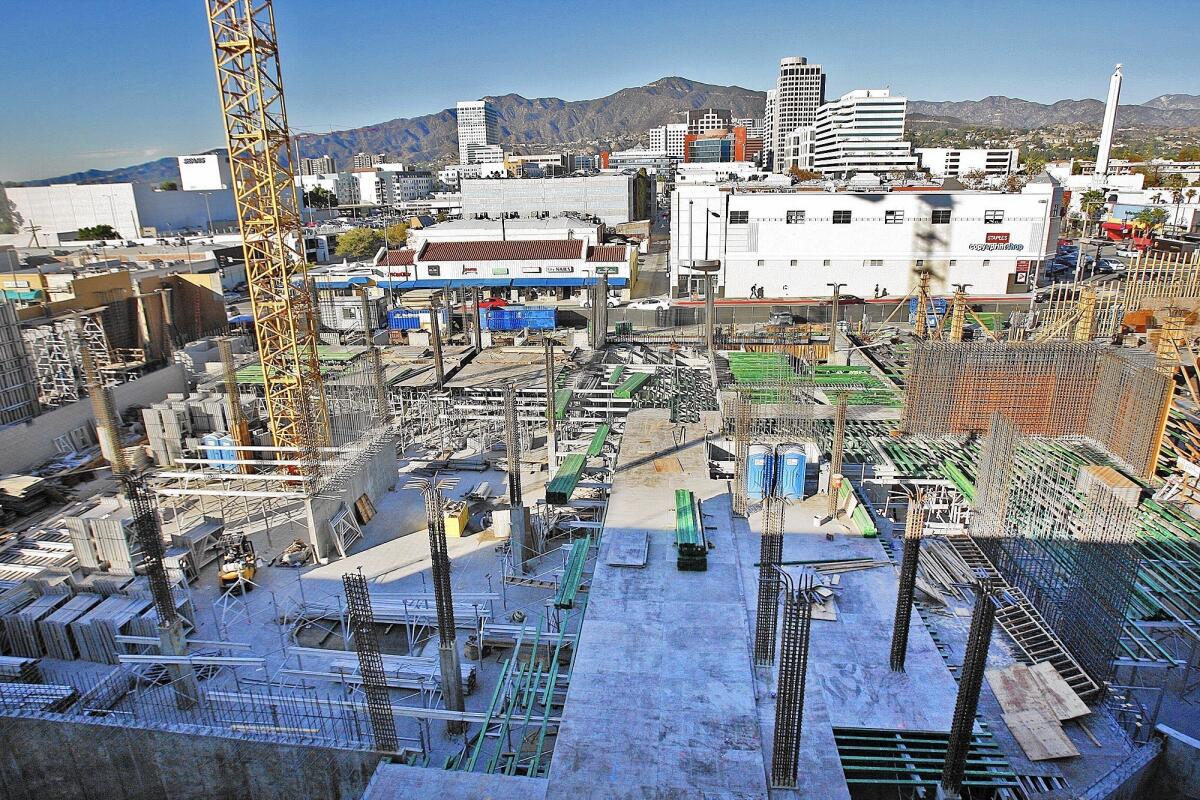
[[628, 297, 671, 311], [578, 294, 621, 308]]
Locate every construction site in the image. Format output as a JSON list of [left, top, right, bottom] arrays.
[[3, 5, 1200, 800]]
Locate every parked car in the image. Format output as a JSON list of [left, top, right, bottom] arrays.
[[768, 306, 794, 325], [578, 293, 620, 308], [627, 296, 671, 311], [478, 297, 509, 310], [1096, 258, 1126, 274]]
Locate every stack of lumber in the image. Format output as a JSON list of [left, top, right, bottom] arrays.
[[70, 595, 152, 664], [5, 593, 68, 657], [285, 646, 476, 692], [0, 655, 41, 683], [987, 662, 1088, 761], [38, 593, 103, 660], [806, 558, 888, 574], [0, 682, 76, 712], [0, 475, 50, 517]]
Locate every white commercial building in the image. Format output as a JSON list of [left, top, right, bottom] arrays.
[[460, 175, 646, 226], [300, 155, 336, 176], [669, 176, 1062, 298], [769, 57, 825, 173], [177, 154, 232, 191], [351, 153, 392, 169], [675, 163, 782, 185], [6, 182, 237, 239], [607, 149, 672, 175], [813, 89, 918, 177], [916, 148, 1020, 178], [779, 126, 816, 172], [298, 169, 432, 207], [648, 123, 687, 159], [407, 217, 604, 249], [508, 153, 570, 177], [457, 100, 501, 164]]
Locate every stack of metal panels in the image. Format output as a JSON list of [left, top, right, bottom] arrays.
[[38, 593, 103, 660], [70, 595, 153, 664], [64, 497, 140, 575], [5, 592, 68, 657], [0, 654, 41, 683]]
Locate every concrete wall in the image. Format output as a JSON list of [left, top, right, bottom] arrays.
[[0, 364, 188, 473], [1145, 725, 1200, 799], [305, 437, 398, 562], [0, 713, 383, 800]]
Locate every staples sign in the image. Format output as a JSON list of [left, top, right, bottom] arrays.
[[985, 232, 1010, 244]]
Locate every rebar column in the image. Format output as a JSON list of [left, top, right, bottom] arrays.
[[472, 287, 483, 353], [771, 569, 815, 789], [890, 492, 925, 672], [941, 575, 999, 798], [732, 391, 751, 517], [504, 384, 523, 506], [360, 288, 393, 426], [755, 496, 785, 665], [827, 394, 847, 519], [342, 571, 400, 752], [418, 483, 465, 730], [123, 473, 197, 709], [428, 295, 445, 388]]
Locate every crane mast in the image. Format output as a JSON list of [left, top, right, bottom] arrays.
[[205, 0, 329, 467]]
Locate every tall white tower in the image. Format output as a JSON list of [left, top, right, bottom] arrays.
[[1094, 64, 1123, 181]]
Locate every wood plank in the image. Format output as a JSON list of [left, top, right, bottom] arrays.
[[653, 457, 683, 474], [987, 664, 1054, 717], [810, 600, 839, 621], [605, 531, 649, 568], [1029, 661, 1091, 721], [1002, 709, 1080, 761]]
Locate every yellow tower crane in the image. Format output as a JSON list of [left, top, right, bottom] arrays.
[[204, 1, 330, 472]]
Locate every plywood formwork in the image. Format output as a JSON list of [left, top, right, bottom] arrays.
[[1122, 249, 1200, 311], [0, 302, 39, 425]]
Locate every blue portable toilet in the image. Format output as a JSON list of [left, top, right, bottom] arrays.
[[775, 443, 807, 500], [746, 444, 774, 502], [202, 432, 238, 473]]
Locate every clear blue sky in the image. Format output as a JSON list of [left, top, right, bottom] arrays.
[[3, 0, 1197, 181]]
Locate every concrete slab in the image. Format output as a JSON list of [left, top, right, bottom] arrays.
[[362, 763, 547, 799], [546, 410, 769, 799]]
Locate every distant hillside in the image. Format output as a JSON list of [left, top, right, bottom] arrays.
[[16, 79, 1200, 186], [908, 95, 1200, 129], [291, 76, 765, 166]]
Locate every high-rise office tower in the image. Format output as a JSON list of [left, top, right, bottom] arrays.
[[457, 100, 501, 164], [300, 155, 336, 176], [770, 57, 825, 173]]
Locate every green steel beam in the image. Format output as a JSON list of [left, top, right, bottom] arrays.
[[546, 453, 587, 504]]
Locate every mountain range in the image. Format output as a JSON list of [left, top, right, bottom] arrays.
[[13, 78, 1200, 187]]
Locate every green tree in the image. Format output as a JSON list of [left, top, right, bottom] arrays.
[[1162, 173, 1188, 191], [1022, 153, 1047, 177], [383, 222, 408, 245], [303, 186, 337, 208], [1132, 166, 1164, 187], [334, 227, 383, 259], [1133, 207, 1169, 234], [960, 169, 989, 189], [159, 180, 178, 191], [435, 211, 449, 223], [1176, 146, 1200, 162], [77, 224, 120, 240], [1187, 189, 1198, 204], [0, 188, 17, 235]]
